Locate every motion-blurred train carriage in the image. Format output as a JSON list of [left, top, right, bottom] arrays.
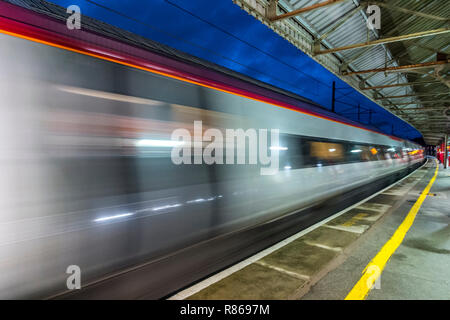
[[0, 1, 424, 298]]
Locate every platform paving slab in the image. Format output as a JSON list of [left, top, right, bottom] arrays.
[[187, 263, 307, 300]]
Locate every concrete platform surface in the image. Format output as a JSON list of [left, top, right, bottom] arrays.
[[171, 160, 448, 300], [304, 160, 449, 300]]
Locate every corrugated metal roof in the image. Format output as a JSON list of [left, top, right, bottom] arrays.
[[235, 0, 450, 145]]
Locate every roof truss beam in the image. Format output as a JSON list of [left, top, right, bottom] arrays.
[[344, 60, 450, 76], [361, 80, 441, 90], [375, 92, 449, 100], [398, 107, 447, 111], [315, 28, 450, 55], [387, 100, 450, 106]]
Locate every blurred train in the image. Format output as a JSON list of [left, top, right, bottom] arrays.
[[0, 1, 423, 299]]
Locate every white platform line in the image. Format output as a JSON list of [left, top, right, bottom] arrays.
[[168, 161, 427, 300], [254, 260, 310, 281], [323, 223, 368, 234], [356, 203, 392, 212], [303, 241, 342, 253]]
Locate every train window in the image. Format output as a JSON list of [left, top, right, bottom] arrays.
[[275, 134, 411, 170], [360, 146, 371, 162], [383, 147, 392, 159], [367, 146, 381, 161], [377, 147, 387, 160], [346, 145, 375, 162], [347, 144, 363, 162], [384, 146, 401, 159], [279, 135, 303, 170], [309, 141, 345, 166]]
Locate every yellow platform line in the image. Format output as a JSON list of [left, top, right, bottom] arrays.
[[345, 160, 439, 300]]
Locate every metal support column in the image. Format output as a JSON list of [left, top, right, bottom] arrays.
[[445, 134, 448, 169]]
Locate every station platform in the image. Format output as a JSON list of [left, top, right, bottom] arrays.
[[170, 159, 449, 300]]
